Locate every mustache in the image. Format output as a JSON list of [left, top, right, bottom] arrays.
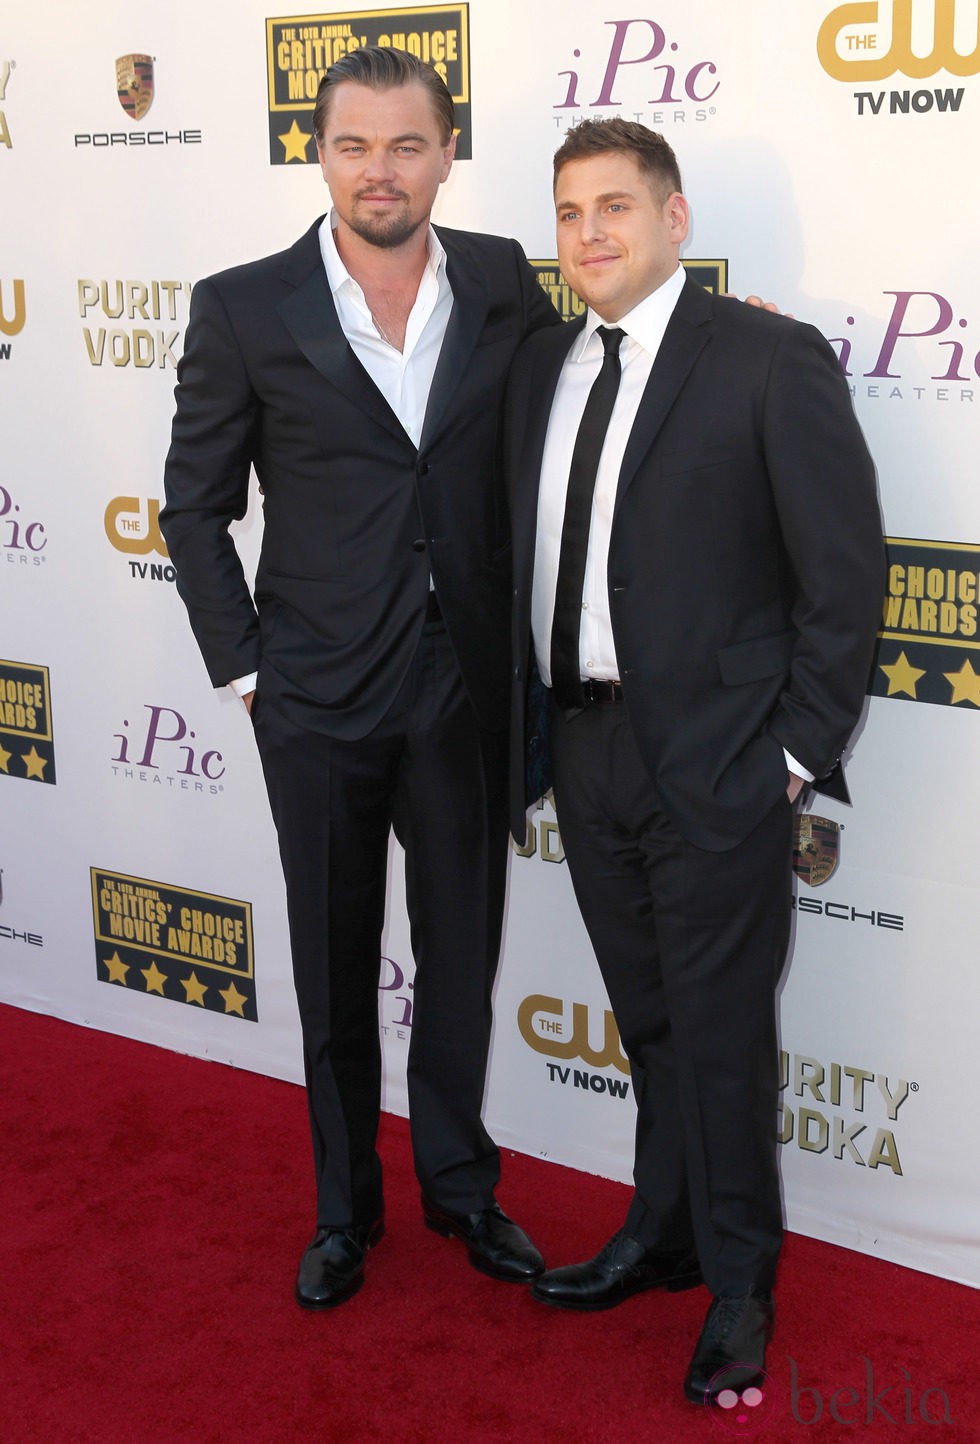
[[354, 186, 409, 202]]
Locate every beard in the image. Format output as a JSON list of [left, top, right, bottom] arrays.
[[347, 192, 425, 250]]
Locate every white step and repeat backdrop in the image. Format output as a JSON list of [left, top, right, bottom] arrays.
[[3, 1, 978, 1286]]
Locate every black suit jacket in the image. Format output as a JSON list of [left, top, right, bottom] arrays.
[[506, 276, 885, 852], [161, 219, 559, 739]]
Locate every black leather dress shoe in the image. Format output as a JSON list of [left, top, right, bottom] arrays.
[[684, 1292, 775, 1403], [421, 1197, 544, 1281], [294, 1217, 384, 1310], [530, 1230, 701, 1311]]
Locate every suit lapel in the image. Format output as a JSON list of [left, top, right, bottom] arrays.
[[614, 276, 713, 513], [276, 220, 412, 447], [418, 229, 490, 450], [514, 318, 581, 581]]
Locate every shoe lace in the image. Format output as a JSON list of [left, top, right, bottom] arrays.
[[706, 1296, 748, 1344]]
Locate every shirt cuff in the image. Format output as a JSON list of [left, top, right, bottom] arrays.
[[229, 673, 258, 698], [783, 749, 814, 784]]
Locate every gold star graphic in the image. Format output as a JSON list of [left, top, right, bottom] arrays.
[[278, 120, 311, 163], [181, 971, 208, 1006], [103, 951, 130, 985], [21, 746, 48, 780], [879, 650, 926, 699], [0, 740, 11, 773], [944, 658, 980, 707], [219, 981, 248, 1017], [141, 961, 168, 995]]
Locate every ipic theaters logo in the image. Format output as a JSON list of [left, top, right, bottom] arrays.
[[871, 537, 980, 708], [779, 1049, 914, 1175], [111, 704, 226, 796], [829, 289, 978, 406], [554, 17, 720, 128], [1, 484, 47, 568], [518, 994, 631, 1100], [266, 6, 472, 164], [92, 869, 256, 1020], [0, 661, 56, 785], [1, 278, 25, 362], [0, 58, 14, 149], [74, 55, 201, 149], [379, 953, 414, 1038], [818, 0, 978, 115], [531, 256, 728, 324], [792, 815, 904, 931], [104, 495, 173, 582], [79, 279, 192, 370]]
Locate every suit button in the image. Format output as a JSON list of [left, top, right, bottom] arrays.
[[412, 539, 426, 552], [418, 462, 430, 475]]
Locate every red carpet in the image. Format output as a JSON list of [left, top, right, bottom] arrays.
[[0, 1002, 975, 1442]]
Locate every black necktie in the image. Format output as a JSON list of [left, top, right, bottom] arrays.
[[550, 325, 625, 710]]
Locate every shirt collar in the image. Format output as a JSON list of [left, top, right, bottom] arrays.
[[573, 262, 686, 360], [318, 209, 446, 297]]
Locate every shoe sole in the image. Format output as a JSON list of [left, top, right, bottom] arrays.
[[531, 1268, 702, 1311], [422, 1212, 542, 1283]]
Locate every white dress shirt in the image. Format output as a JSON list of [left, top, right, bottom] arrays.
[[231, 212, 454, 698], [531, 263, 811, 783]]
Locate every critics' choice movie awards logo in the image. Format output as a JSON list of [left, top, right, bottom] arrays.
[[92, 869, 256, 1019], [818, 0, 978, 114], [2, 484, 47, 567], [75, 55, 201, 149], [554, 17, 720, 127], [872, 538, 980, 708], [266, 6, 472, 164], [111, 703, 226, 795], [79, 279, 192, 370], [0, 661, 56, 785], [531, 257, 728, 324], [1, 277, 25, 362]]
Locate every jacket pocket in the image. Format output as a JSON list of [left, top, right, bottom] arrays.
[[716, 630, 794, 686]]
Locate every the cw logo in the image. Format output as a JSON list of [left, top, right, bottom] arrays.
[[517, 994, 629, 1074], [0, 280, 25, 336], [104, 497, 168, 556], [819, 0, 980, 81]]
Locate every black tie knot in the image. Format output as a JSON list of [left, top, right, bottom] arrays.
[[596, 325, 625, 357]]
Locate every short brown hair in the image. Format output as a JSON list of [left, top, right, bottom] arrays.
[[313, 46, 455, 146], [553, 118, 682, 200]]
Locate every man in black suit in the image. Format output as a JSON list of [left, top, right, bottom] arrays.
[[505, 119, 883, 1402], [161, 48, 558, 1309]]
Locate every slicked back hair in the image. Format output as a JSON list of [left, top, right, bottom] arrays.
[[313, 46, 455, 146]]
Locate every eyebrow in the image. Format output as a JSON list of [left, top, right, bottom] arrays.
[[555, 189, 638, 210], [330, 131, 432, 147]]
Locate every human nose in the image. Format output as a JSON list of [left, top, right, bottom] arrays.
[[580, 209, 606, 244], [362, 145, 396, 182]]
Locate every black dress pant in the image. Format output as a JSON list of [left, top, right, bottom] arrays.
[[253, 619, 507, 1228], [550, 697, 794, 1297]]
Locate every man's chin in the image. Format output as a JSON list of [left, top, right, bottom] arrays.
[[349, 212, 424, 250]]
